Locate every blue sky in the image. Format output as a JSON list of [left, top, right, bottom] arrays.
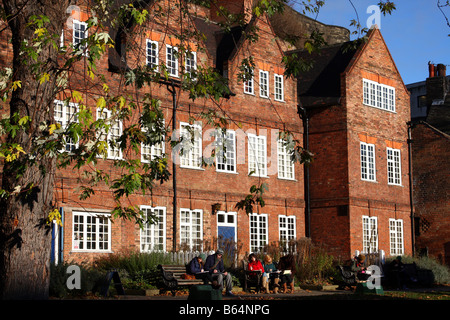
[[297, 0, 450, 85]]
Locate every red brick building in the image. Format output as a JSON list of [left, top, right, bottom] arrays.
[[48, 0, 308, 264], [294, 27, 413, 259], [1, 1, 413, 265], [408, 65, 450, 265]]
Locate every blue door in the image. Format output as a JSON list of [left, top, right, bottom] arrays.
[[217, 212, 237, 255]]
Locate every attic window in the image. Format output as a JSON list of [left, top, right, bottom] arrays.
[[363, 79, 395, 112]]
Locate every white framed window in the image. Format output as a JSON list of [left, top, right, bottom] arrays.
[[140, 206, 166, 252], [146, 39, 159, 70], [248, 134, 267, 177], [97, 108, 123, 160], [141, 140, 164, 163], [389, 218, 404, 256], [216, 130, 236, 173], [54, 100, 79, 152], [180, 208, 203, 251], [360, 142, 376, 181], [274, 74, 284, 101], [259, 70, 269, 98], [180, 122, 202, 169], [244, 72, 254, 95], [73, 20, 88, 55], [166, 45, 179, 77], [363, 78, 395, 112], [387, 147, 401, 185], [72, 211, 111, 252], [277, 139, 295, 180], [249, 213, 268, 252], [185, 51, 197, 76], [279, 215, 296, 244], [141, 120, 165, 163], [362, 216, 378, 254]]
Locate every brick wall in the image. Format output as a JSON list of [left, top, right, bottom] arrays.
[[308, 29, 412, 259], [412, 122, 450, 265], [50, 5, 305, 264]]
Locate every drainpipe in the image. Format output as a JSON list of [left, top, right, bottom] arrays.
[[297, 105, 310, 238], [167, 83, 178, 252], [59, 207, 64, 265], [407, 121, 415, 256]]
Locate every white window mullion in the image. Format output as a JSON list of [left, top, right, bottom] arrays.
[[72, 211, 111, 252], [387, 147, 401, 185], [389, 218, 404, 255], [248, 134, 267, 177], [250, 213, 268, 252], [361, 142, 376, 182], [73, 20, 88, 56], [180, 122, 202, 169], [180, 208, 203, 251], [363, 78, 396, 112], [277, 139, 295, 180], [140, 206, 166, 252], [216, 130, 236, 173], [279, 215, 296, 245], [146, 39, 159, 70], [259, 70, 269, 98], [362, 216, 378, 254], [274, 74, 284, 101], [166, 45, 179, 77]]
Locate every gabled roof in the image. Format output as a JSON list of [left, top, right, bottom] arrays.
[[292, 41, 359, 108], [293, 27, 408, 108]]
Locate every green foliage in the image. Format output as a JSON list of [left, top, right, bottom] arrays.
[[386, 255, 450, 285], [49, 261, 105, 298], [93, 251, 175, 290]]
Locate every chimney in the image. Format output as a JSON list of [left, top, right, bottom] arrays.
[[428, 62, 435, 78], [437, 63, 446, 77], [426, 62, 449, 106]]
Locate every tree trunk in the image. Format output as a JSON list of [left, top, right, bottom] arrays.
[[0, 0, 69, 300]]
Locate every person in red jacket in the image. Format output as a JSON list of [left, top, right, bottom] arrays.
[[247, 253, 269, 292]]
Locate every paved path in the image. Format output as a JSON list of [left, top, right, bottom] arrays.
[[117, 285, 450, 300]]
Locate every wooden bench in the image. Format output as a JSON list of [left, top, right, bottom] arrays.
[[337, 265, 357, 288], [244, 270, 262, 292], [157, 264, 206, 294]]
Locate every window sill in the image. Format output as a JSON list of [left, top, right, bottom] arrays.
[[278, 176, 297, 182], [71, 250, 113, 253], [361, 179, 378, 183], [216, 170, 239, 175], [180, 166, 205, 171]]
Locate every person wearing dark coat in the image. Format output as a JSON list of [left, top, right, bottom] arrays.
[[204, 249, 235, 296]]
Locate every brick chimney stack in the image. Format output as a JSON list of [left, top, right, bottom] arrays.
[[426, 62, 449, 106]]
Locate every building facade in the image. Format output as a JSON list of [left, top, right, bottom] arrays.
[[295, 28, 413, 259], [408, 63, 450, 265], [0, 1, 414, 265]]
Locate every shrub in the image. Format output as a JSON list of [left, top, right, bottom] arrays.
[[93, 251, 175, 290], [49, 261, 105, 298], [385, 255, 450, 285]]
